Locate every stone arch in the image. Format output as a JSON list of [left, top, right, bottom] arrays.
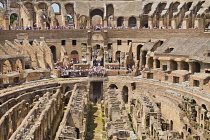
[[115, 51, 121, 62], [38, 2, 47, 10], [24, 2, 36, 26], [90, 9, 104, 26], [172, 2, 180, 13], [3, 60, 12, 74], [128, 17, 136, 27], [109, 84, 118, 89], [186, 2, 192, 11], [70, 50, 79, 64], [137, 45, 143, 60], [188, 128, 192, 134], [181, 61, 189, 70], [50, 46, 57, 63], [144, 3, 153, 14], [10, 13, 18, 25], [15, 59, 23, 71], [142, 51, 147, 66], [106, 4, 114, 27], [122, 86, 128, 104], [78, 15, 87, 27], [65, 3, 74, 15], [148, 57, 154, 69], [117, 17, 124, 27], [51, 3, 60, 13], [155, 2, 167, 27], [170, 60, 178, 70]]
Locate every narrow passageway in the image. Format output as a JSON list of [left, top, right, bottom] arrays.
[[86, 103, 106, 140]]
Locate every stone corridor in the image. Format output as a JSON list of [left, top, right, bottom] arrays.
[[86, 103, 106, 140]]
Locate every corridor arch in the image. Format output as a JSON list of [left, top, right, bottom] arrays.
[[50, 46, 57, 63]]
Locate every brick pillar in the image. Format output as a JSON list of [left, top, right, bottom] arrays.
[[148, 17, 153, 28], [171, 18, 177, 29]]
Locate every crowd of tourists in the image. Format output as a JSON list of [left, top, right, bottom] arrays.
[[0, 25, 201, 31]]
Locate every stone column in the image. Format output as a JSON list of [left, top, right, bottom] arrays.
[[103, 19, 107, 27], [148, 17, 153, 28], [87, 18, 91, 27], [189, 62, 194, 73], [86, 45, 91, 62], [194, 18, 204, 29], [167, 60, 171, 71], [177, 61, 182, 70], [136, 17, 140, 28], [182, 18, 189, 29], [159, 18, 164, 28], [124, 17, 128, 27], [153, 59, 157, 69], [171, 18, 177, 29]]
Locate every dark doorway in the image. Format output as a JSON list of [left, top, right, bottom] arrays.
[[90, 82, 103, 103], [50, 46, 56, 63]]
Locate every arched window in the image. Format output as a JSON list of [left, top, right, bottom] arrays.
[[10, 13, 18, 25], [117, 17, 124, 27], [128, 17, 136, 27], [137, 45, 143, 60], [71, 50, 79, 64], [3, 60, 12, 74], [109, 84, 118, 89], [15, 59, 23, 71], [171, 60, 178, 70], [51, 3, 60, 13]]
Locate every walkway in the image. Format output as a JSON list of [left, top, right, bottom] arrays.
[[85, 103, 106, 140]]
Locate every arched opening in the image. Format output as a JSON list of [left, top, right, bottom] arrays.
[[194, 62, 201, 73], [70, 50, 79, 64], [148, 57, 154, 69], [156, 59, 160, 68], [137, 45, 143, 60], [170, 60, 178, 70], [51, 3, 60, 13], [117, 17, 124, 27], [109, 84, 118, 89], [24, 2, 36, 27], [50, 46, 57, 63], [65, 4, 74, 27], [115, 51, 121, 62], [78, 15, 87, 28], [172, 2, 180, 13], [170, 120, 173, 130], [90, 9, 103, 27], [10, 13, 18, 25], [3, 60, 12, 74], [155, 3, 166, 27], [142, 51, 147, 66], [186, 2, 192, 11], [128, 17, 136, 27], [38, 2, 47, 10], [106, 4, 114, 27], [144, 3, 152, 14], [181, 61, 189, 70], [0, 2, 3, 8], [15, 59, 23, 71], [122, 86, 128, 104], [92, 15, 102, 26]]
